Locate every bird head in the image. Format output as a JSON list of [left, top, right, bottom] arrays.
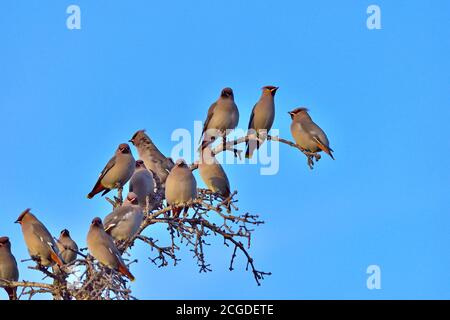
[[175, 159, 188, 168], [262, 85, 279, 96], [220, 87, 234, 99], [135, 159, 146, 169], [91, 217, 103, 227], [15, 208, 32, 224], [288, 107, 309, 119], [0, 236, 11, 250], [128, 129, 146, 146], [118, 143, 131, 154], [60, 229, 71, 237], [126, 192, 139, 205]]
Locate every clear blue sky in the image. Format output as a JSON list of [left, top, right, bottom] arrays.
[[1, 0, 449, 299]]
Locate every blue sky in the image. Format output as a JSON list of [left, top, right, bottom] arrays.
[[1, 0, 449, 299]]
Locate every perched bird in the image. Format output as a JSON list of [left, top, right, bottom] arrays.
[[103, 192, 144, 242], [15, 209, 64, 267], [87, 217, 135, 281], [129, 130, 174, 186], [198, 148, 230, 198], [56, 229, 78, 264], [165, 159, 197, 217], [0, 237, 19, 300], [199, 87, 239, 150], [288, 107, 334, 159], [87, 143, 135, 199], [245, 86, 278, 158], [129, 160, 155, 209]]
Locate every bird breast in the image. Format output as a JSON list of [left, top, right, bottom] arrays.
[[165, 168, 197, 205]]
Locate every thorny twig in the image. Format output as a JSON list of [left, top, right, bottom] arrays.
[[5, 132, 325, 299], [209, 133, 321, 169]]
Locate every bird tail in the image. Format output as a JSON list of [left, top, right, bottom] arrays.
[[118, 263, 135, 281], [245, 131, 266, 159], [172, 207, 182, 218], [87, 180, 107, 199], [50, 251, 64, 267], [245, 140, 260, 159], [314, 138, 335, 160], [4, 287, 17, 300]]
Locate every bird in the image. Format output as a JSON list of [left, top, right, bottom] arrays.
[[56, 229, 78, 265], [129, 130, 174, 186], [0, 237, 19, 300], [87, 143, 135, 199], [288, 107, 334, 159], [245, 86, 278, 158], [129, 160, 155, 209], [199, 87, 239, 151], [103, 192, 144, 242], [198, 148, 230, 198], [165, 159, 197, 218], [15, 209, 64, 267], [87, 217, 135, 281]]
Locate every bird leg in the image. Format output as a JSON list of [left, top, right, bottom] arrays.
[[221, 131, 227, 153], [303, 151, 321, 169], [182, 206, 190, 218], [113, 185, 123, 206]]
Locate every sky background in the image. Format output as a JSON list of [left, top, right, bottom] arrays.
[[1, 0, 449, 299]]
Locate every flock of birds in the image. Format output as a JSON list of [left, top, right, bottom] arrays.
[[0, 86, 334, 300]]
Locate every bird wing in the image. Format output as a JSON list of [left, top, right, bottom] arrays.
[[201, 102, 217, 138], [98, 155, 116, 181], [165, 157, 175, 170], [104, 207, 134, 232], [30, 223, 61, 262], [303, 121, 334, 159], [247, 104, 257, 130]]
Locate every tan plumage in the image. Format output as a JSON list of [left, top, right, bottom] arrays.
[[103, 192, 144, 241], [165, 159, 197, 217], [245, 86, 278, 158], [0, 237, 19, 300], [200, 87, 240, 150], [129, 130, 174, 186], [289, 107, 334, 159], [15, 209, 64, 267], [198, 148, 230, 198], [87, 143, 135, 199], [87, 217, 135, 281], [56, 229, 78, 264], [129, 160, 155, 209]]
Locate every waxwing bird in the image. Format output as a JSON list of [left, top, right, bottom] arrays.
[[288, 107, 335, 159], [198, 148, 230, 198], [245, 86, 278, 159], [103, 192, 144, 241], [129, 160, 155, 209], [56, 229, 78, 264], [87, 143, 136, 199], [15, 209, 64, 267], [199, 87, 239, 151], [129, 130, 174, 186], [165, 159, 197, 217], [87, 217, 135, 281], [0, 237, 19, 300]]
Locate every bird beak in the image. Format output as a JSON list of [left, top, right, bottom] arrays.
[[14, 220, 20, 224], [271, 87, 279, 92], [128, 139, 133, 143]]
